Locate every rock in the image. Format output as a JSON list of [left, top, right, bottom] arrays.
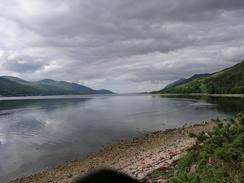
[[165, 159, 173, 165], [142, 176, 152, 183], [172, 154, 180, 161], [157, 178, 167, 183], [67, 173, 73, 178], [190, 164, 197, 173]]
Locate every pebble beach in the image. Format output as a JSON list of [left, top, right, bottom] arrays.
[[9, 121, 215, 183]]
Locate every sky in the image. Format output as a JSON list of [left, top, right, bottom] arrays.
[[0, 0, 244, 93]]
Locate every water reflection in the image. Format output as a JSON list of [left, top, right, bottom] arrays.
[[0, 98, 91, 113], [0, 95, 243, 182], [157, 95, 244, 114], [204, 97, 244, 114]]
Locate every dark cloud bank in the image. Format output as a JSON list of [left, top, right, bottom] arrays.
[[0, 0, 244, 92]]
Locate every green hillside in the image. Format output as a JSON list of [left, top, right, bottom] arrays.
[[164, 74, 211, 89], [0, 76, 113, 97], [155, 61, 244, 94]]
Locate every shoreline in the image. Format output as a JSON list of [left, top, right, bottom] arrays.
[[0, 93, 243, 101], [9, 121, 215, 183], [152, 93, 244, 98]]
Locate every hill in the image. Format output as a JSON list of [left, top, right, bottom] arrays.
[[0, 76, 113, 96], [154, 61, 244, 94], [164, 78, 186, 89], [164, 74, 211, 89]]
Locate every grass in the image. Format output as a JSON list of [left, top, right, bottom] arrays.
[[148, 113, 244, 183]]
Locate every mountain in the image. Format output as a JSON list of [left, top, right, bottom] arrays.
[[0, 76, 113, 96], [164, 74, 211, 89], [154, 61, 244, 94], [164, 78, 186, 89]]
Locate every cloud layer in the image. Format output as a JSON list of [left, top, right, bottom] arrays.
[[0, 0, 244, 92]]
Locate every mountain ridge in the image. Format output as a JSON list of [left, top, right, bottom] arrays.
[[0, 76, 113, 96], [153, 61, 244, 94]]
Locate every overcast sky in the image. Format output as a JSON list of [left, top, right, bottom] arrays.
[[0, 0, 244, 93]]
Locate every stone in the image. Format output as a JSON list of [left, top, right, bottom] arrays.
[[67, 173, 73, 178], [142, 176, 152, 183], [157, 178, 167, 183], [190, 164, 197, 173]]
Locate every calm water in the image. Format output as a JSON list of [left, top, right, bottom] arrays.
[[0, 94, 243, 182]]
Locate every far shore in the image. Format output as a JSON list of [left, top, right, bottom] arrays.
[[152, 93, 244, 98], [9, 121, 216, 183], [0, 93, 243, 102]]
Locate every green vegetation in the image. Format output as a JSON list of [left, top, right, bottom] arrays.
[[154, 61, 244, 94], [0, 76, 113, 96], [149, 114, 244, 183], [164, 74, 210, 89]]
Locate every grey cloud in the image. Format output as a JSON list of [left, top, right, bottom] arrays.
[[0, 0, 244, 92], [2, 56, 48, 73]]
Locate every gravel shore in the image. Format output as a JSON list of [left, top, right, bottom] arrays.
[[9, 121, 215, 183]]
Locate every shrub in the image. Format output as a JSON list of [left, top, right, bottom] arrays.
[[168, 113, 244, 183]]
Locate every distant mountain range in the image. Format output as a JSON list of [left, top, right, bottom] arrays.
[[0, 76, 113, 96], [153, 60, 244, 94]]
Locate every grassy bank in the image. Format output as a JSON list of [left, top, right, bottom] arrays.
[[147, 113, 244, 183]]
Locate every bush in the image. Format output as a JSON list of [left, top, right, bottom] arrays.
[[168, 113, 244, 183]]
